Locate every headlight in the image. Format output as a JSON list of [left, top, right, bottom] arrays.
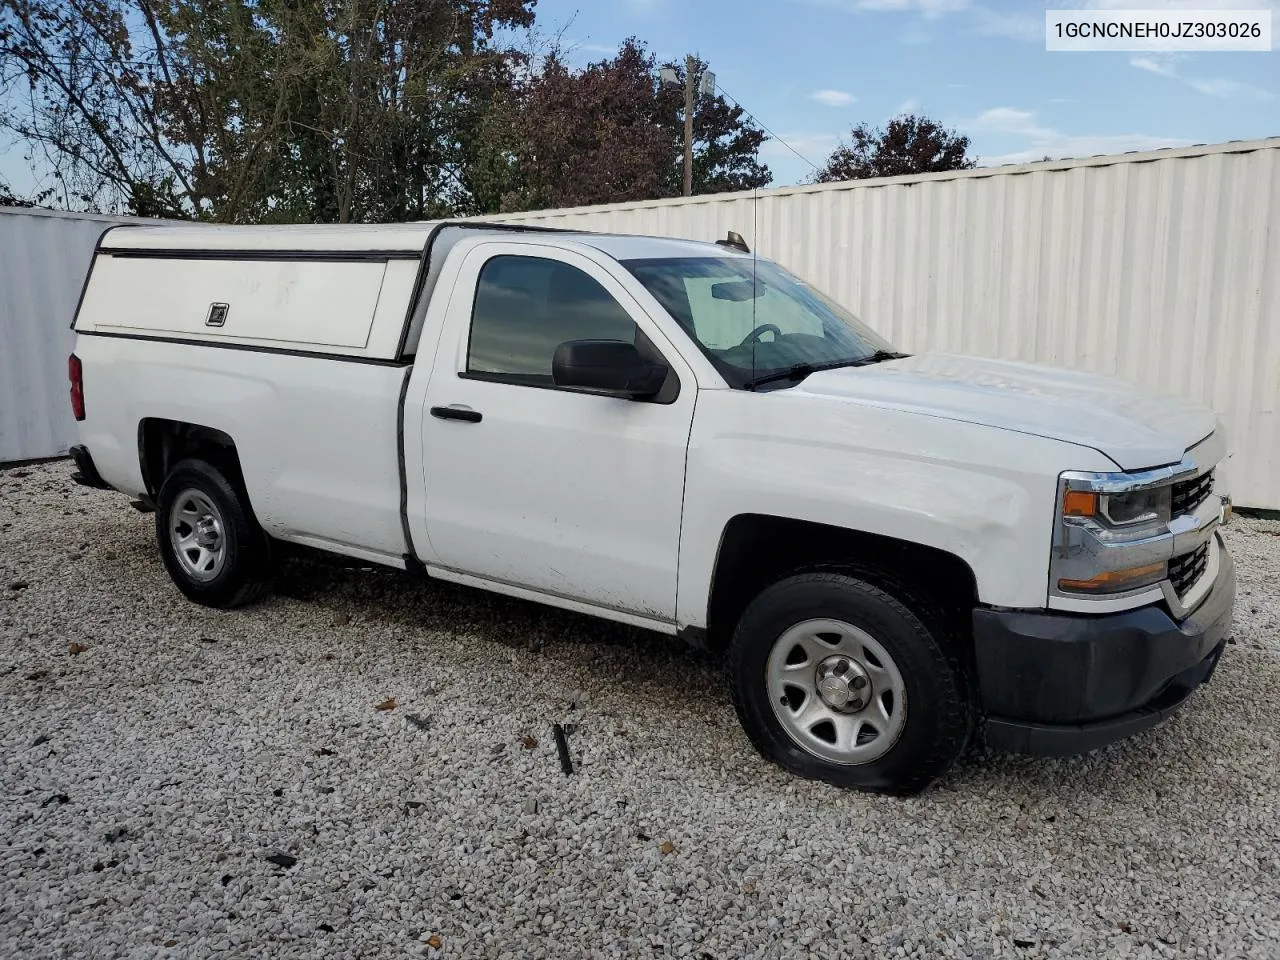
[[1051, 473, 1173, 597], [1063, 487, 1172, 527], [1101, 488, 1171, 526]]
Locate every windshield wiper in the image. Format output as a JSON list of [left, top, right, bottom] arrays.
[[743, 362, 819, 390], [742, 352, 907, 390], [845, 350, 909, 367]]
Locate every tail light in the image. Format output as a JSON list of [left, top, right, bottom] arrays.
[[69, 353, 85, 421]]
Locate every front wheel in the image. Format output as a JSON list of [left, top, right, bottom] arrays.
[[155, 458, 273, 608], [729, 572, 973, 794]]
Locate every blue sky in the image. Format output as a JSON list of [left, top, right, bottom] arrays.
[[1, 0, 1275, 196], [539, 0, 1278, 185]]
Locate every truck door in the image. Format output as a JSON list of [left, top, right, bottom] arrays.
[[417, 242, 697, 623]]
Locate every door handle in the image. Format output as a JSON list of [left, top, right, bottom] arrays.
[[430, 405, 483, 423]]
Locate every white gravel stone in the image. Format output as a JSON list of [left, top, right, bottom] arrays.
[[1, 461, 1279, 958]]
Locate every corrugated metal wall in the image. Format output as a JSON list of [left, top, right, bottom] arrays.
[[4, 140, 1277, 506], [479, 138, 1280, 510], [0, 208, 130, 463]]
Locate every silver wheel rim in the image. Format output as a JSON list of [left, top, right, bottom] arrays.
[[169, 489, 227, 582], [766, 618, 908, 765]]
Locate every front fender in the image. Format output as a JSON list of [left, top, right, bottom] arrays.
[[675, 390, 1117, 628]]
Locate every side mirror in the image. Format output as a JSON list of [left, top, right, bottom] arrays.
[[552, 340, 668, 398]]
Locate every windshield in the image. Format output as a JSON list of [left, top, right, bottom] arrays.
[[622, 256, 895, 389]]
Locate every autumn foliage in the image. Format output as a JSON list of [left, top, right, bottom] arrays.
[[0, 2, 770, 220], [813, 115, 975, 183]]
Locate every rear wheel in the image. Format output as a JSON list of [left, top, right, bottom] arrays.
[[729, 572, 973, 794], [155, 458, 273, 608]]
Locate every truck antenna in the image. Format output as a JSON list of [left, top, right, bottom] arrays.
[[751, 197, 758, 383]]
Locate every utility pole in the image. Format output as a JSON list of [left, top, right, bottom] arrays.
[[661, 57, 713, 198], [683, 54, 695, 197]]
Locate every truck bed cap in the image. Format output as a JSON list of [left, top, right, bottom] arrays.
[[100, 222, 446, 254], [97, 221, 751, 263]]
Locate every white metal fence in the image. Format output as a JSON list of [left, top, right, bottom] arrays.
[[4, 138, 1278, 508], [0, 207, 132, 463], [477, 138, 1280, 510]]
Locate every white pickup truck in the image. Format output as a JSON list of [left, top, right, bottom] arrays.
[[67, 221, 1235, 793]]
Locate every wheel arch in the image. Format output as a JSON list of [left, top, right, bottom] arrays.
[[702, 513, 979, 652], [138, 418, 245, 499]]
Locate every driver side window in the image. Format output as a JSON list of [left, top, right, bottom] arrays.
[[467, 255, 638, 386]]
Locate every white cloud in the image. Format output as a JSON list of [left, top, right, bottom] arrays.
[[1187, 77, 1275, 99], [971, 107, 1056, 139], [1130, 54, 1178, 77], [969, 106, 1191, 165], [810, 89, 858, 107], [1130, 53, 1274, 99], [896, 97, 921, 114], [982, 134, 1193, 165]]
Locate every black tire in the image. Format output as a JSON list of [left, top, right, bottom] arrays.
[[155, 458, 273, 608], [729, 572, 973, 794]]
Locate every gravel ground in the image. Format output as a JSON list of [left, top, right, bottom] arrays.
[[1, 461, 1278, 960]]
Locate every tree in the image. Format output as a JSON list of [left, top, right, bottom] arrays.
[[476, 39, 771, 214], [1, 7, 766, 219], [0, 186, 33, 207], [474, 41, 672, 212], [0, 0, 206, 216], [0, 0, 535, 220], [813, 114, 975, 183], [258, 0, 536, 223]]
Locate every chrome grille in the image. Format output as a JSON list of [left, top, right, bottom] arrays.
[[1168, 542, 1210, 597], [1171, 469, 1214, 517]]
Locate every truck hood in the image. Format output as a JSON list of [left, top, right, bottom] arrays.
[[793, 352, 1215, 471]]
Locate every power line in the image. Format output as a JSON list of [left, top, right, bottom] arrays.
[[711, 79, 821, 174]]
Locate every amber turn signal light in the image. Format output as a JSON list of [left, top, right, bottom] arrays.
[[1062, 490, 1097, 517], [1057, 561, 1166, 593]]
